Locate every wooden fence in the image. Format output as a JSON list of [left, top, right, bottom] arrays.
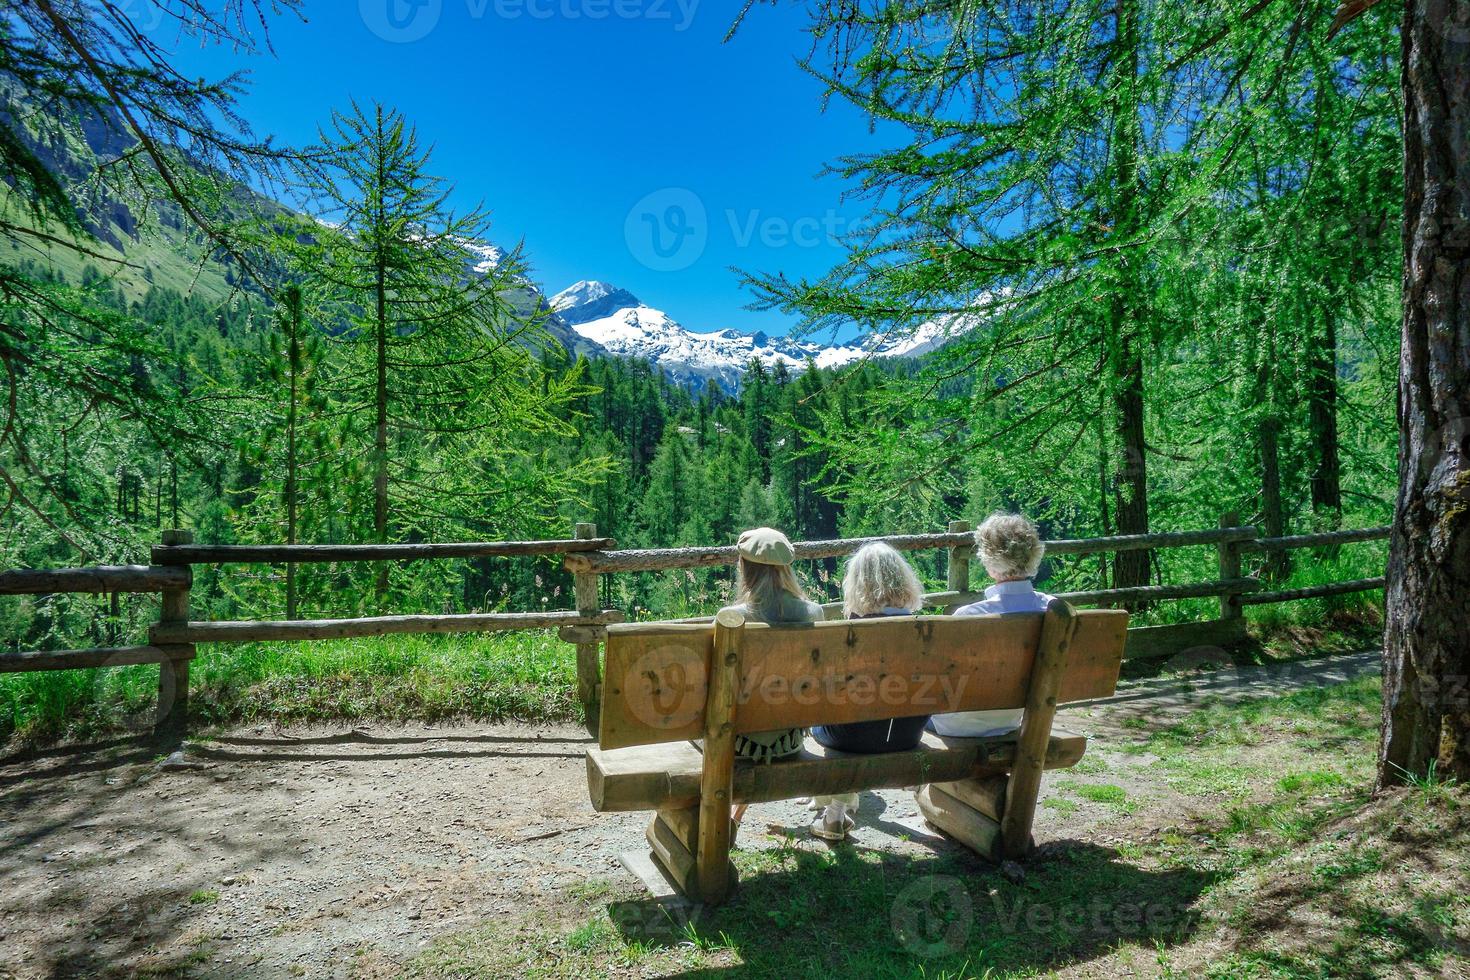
[[0, 516, 1389, 741]]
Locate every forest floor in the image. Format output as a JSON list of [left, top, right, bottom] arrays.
[[6, 644, 1468, 979]]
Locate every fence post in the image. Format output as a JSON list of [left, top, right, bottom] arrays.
[[1218, 512, 1243, 622], [573, 522, 602, 736], [155, 528, 194, 744], [946, 520, 973, 609]]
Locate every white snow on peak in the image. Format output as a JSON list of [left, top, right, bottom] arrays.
[[550, 281, 984, 390]]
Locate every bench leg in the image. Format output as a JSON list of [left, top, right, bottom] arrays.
[[647, 805, 738, 900], [647, 807, 699, 896], [1000, 600, 1078, 859], [696, 611, 744, 905], [917, 780, 1005, 861]]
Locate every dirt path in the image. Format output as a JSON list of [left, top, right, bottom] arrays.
[[0, 650, 1380, 979]]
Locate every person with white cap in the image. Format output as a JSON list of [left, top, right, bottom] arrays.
[[719, 527, 825, 772]]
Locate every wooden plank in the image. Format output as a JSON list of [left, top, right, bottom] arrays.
[[597, 626, 712, 749], [917, 783, 1004, 860], [1055, 579, 1259, 606], [658, 805, 702, 852], [586, 729, 1089, 812], [697, 610, 742, 905], [558, 625, 606, 644], [931, 775, 1008, 821], [1123, 618, 1248, 661], [565, 532, 979, 574], [0, 565, 191, 596], [946, 521, 973, 599], [1218, 512, 1243, 621], [1240, 526, 1390, 552], [646, 813, 699, 896], [1042, 526, 1259, 556], [1240, 577, 1386, 605], [597, 611, 1127, 751], [573, 523, 603, 736], [156, 531, 194, 743], [151, 538, 617, 565], [564, 527, 1261, 574], [150, 609, 625, 644], [1001, 599, 1077, 859], [0, 645, 193, 674]]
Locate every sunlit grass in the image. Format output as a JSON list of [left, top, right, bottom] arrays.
[[0, 630, 579, 746]]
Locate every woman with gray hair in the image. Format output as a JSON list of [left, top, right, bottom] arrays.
[[929, 512, 1055, 738], [807, 541, 931, 840]]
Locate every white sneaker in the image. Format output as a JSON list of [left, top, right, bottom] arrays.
[[811, 803, 855, 841]]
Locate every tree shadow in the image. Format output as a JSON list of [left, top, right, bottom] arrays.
[[606, 839, 1217, 977], [210, 729, 593, 747]]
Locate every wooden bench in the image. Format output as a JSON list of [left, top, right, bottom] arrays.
[[586, 599, 1128, 904]]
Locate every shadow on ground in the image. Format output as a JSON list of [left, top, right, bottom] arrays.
[[607, 839, 1215, 977]]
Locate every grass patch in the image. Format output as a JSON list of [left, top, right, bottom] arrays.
[[0, 631, 580, 747], [405, 670, 1469, 979], [187, 889, 220, 905]]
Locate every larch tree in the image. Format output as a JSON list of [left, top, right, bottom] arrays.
[[741, 0, 1216, 588], [302, 102, 596, 605], [0, 0, 300, 558], [1333, 0, 1470, 785]]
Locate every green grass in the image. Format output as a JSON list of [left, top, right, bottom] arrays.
[[399, 673, 1470, 980], [0, 631, 580, 746]]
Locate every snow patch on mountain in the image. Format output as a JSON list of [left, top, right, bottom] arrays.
[[549, 280, 970, 389]]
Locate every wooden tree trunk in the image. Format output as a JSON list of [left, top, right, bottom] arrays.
[[1107, 0, 1151, 595], [1307, 308, 1343, 522], [284, 287, 302, 621], [1111, 342, 1151, 591], [1378, 0, 1470, 787]]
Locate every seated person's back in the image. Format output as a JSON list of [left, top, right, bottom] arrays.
[[718, 528, 822, 763], [930, 513, 1054, 739]]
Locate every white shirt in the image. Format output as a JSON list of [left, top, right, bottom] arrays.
[[929, 580, 1055, 738]]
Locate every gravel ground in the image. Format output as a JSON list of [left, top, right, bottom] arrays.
[[0, 650, 1379, 979]]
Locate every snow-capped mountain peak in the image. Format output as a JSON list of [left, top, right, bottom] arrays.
[[545, 280, 971, 391], [551, 280, 644, 326]]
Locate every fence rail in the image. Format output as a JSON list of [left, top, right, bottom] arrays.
[[0, 519, 1390, 741]]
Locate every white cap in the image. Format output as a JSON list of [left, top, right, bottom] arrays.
[[736, 527, 795, 566]]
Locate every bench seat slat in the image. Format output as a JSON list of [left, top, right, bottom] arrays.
[[586, 729, 1088, 812]]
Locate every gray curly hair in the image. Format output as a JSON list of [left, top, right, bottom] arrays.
[[842, 542, 925, 618], [976, 513, 1045, 581]]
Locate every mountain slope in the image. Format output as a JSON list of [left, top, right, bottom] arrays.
[[550, 280, 960, 390]]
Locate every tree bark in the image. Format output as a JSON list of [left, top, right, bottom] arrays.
[[1307, 307, 1344, 521], [1260, 415, 1290, 581], [283, 286, 302, 621], [373, 107, 391, 604], [1378, 0, 1470, 788], [1107, 0, 1151, 593], [1111, 337, 1151, 590]]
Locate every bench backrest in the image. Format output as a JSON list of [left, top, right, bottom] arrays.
[[598, 608, 1129, 751]]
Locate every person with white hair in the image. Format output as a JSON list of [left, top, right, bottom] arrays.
[[807, 541, 930, 841], [929, 512, 1055, 739]]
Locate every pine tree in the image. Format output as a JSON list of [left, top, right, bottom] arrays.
[[301, 102, 595, 604]]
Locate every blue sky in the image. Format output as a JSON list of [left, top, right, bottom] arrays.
[[169, 1, 887, 339]]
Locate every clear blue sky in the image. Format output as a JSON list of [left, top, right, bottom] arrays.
[[170, 1, 885, 339]]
